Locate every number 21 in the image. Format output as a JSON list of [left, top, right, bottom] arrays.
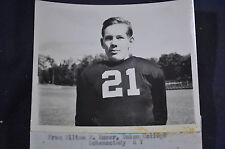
[[102, 68, 140, 98]]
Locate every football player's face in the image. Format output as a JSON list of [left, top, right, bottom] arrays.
[[101, 24, 133, 61]]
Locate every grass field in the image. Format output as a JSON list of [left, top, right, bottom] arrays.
[[38, 84, 195, 126]]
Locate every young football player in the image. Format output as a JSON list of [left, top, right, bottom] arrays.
[[75, 17, 167, 126]]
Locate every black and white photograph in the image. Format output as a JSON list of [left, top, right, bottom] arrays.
[[32, 0, 200, 131]]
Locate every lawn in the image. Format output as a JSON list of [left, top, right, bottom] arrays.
[[38, 84, 195, 126]]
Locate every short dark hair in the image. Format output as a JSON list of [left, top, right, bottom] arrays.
[[101, 17, 133, 37]]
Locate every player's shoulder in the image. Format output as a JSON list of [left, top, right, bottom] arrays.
[[79, 60, 105, 77], [131, 56, 161, 70], [132, 56, 154, 64], [131, 56, 164, 78]]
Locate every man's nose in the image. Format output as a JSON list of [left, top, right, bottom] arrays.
[[110, 37, 118, 46]]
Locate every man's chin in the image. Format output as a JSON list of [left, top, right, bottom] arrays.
[[109, 56, 123, 62]]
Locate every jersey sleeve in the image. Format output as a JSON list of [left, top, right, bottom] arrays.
[[75, 72, 95, 126], [150, 69, 168, 125]]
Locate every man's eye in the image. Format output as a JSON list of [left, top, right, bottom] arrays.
[[117, 36, 124, 39], [105, 36, 112, 40]]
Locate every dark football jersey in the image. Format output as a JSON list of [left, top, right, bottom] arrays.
[[75, 56, 167, 126]]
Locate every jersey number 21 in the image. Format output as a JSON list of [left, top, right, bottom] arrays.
[[102, 68, 140, 98]]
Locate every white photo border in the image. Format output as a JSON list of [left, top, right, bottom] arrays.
[[31, 0, 201, 133]]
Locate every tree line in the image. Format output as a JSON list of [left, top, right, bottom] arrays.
[[38, 53, 192, 86]]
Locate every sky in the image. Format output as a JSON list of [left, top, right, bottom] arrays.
[[35, 0, 196, 64]]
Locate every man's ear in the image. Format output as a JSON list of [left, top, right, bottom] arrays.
[[100, 38, 105, 49], [129, 37, 134, 43]]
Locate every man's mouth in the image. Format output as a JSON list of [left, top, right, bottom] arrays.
[[109, 49, 119, 55]]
